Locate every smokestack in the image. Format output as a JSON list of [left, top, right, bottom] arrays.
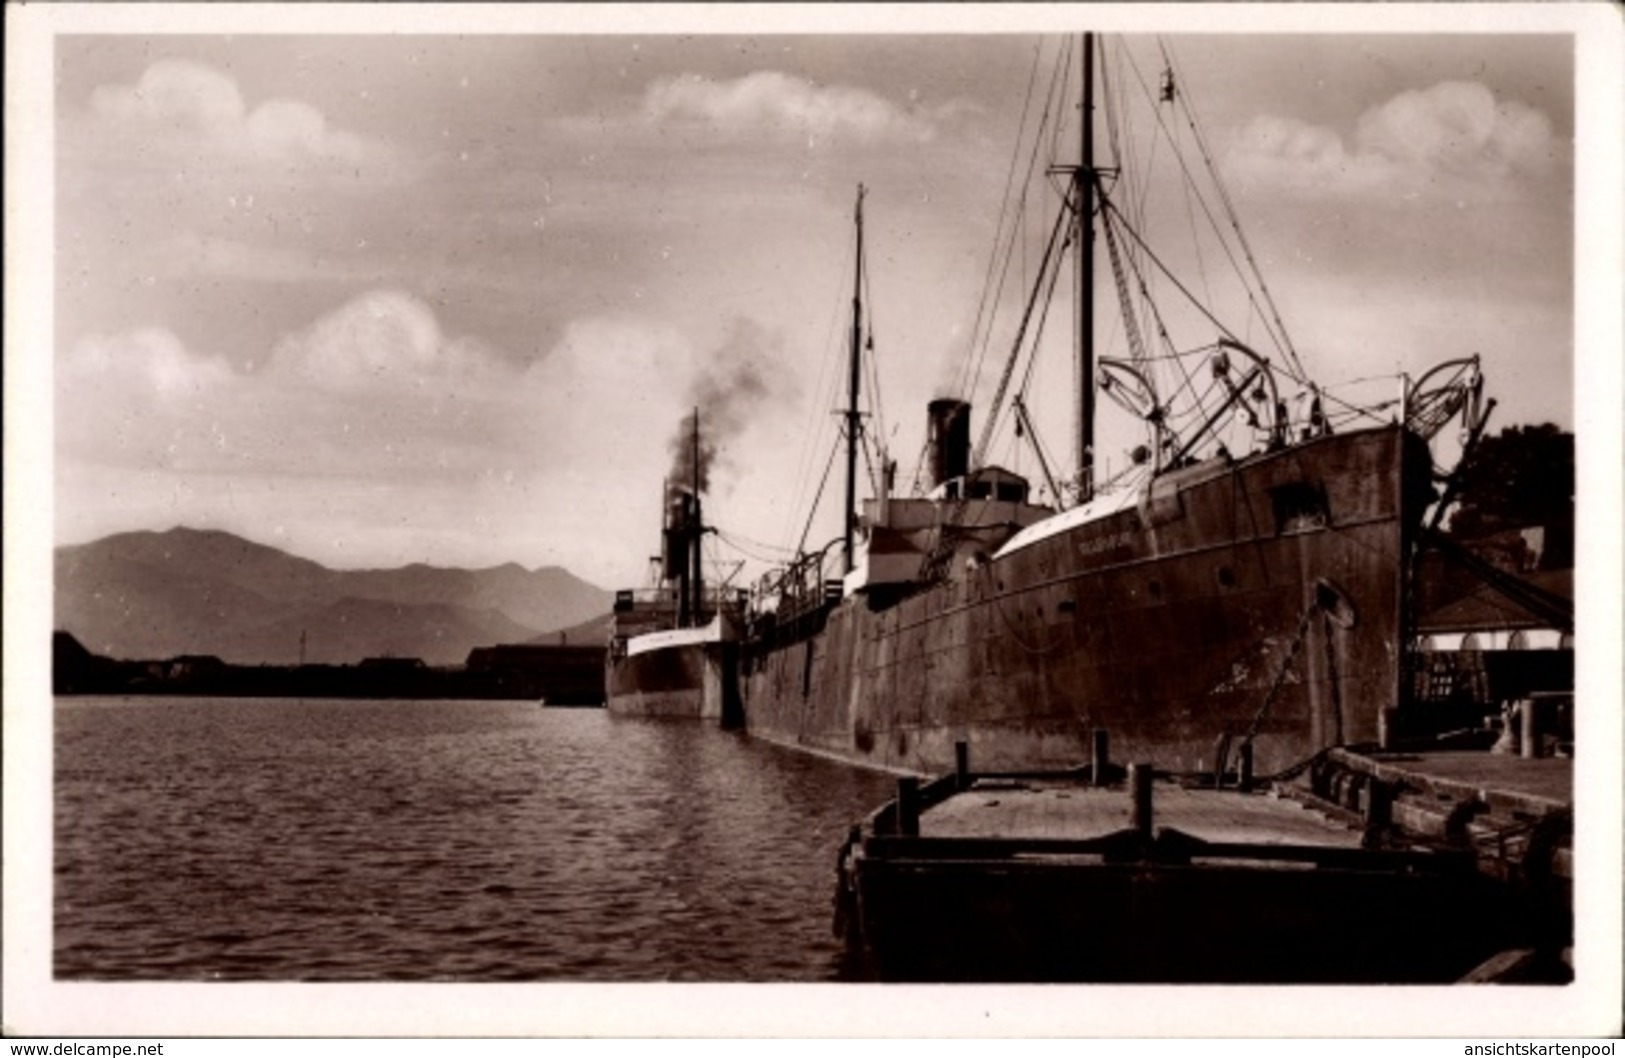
[[665, 490, 700, 624], [662, 492, 687, 582], [667, 408, 713, 503], [928, 399, 971, 487]]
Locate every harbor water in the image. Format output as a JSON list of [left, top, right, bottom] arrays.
[[54, 696, 897, 981]]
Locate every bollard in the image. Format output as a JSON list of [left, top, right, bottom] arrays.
[[1237, 741, 1254, 793], [955, 740, 970, 790], [1212, 732, 1232, 788], [1519, 698, 1542, 760], [1378, 706, 1399, 751], [1091, 728, 1111, 786], [1129, 762, 1154, 839], [896, 777, 921, 837], [1363, 779, 1391, 829]]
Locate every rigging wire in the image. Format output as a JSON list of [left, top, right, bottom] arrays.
[[780, 228, 854, 552], [794, 436, 843, 559], [996, 230, 1070, 486], [1171, 112, 1214, 311], [963, 36, 1408, 520], [1159, 38, 1308, 381], [714, 527, 800, 566], [1115, 41, 1216, 324], [1116, 41, 1295, 373], [971, 191, 1075, 472], [1102, 39, 1162, 369], [860, 241, 888, 479], [1102, 196, 1245, 350], [1032, 432, 1063, 505], [1046, 37, 1075, 165], [1108, 205, 1206, 426], [953, 38, 1073, 413], [905, 436, 933, 497], [699, 532, 747, 592], [949, 39, 1047, 408]]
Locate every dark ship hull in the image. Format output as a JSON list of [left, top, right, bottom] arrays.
[[604, 460, 737, 721], [606, 637, 708, 718], [737, 425, 1432, 776], [605, 622, 741, 722]]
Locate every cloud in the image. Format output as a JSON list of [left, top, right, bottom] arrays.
[[1356, 81, 1557, 179], [643, 71, 941, 145], [59, 326, 235, 402], [58, 291, 526, 479], [86, 59, 366, 165], [57, 327, 242, 471], [1227, 80, 1562, 198], [91, 59, 245, 131], [243, 98, 364, 163], [266, 290, 513, 392], [58, 295, 680, 482]]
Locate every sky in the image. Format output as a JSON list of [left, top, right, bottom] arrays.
[[29, 6, 1599, 592]]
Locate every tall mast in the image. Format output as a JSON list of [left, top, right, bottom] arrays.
[[690, 407, 703, 626], [1075, 34, 1097, 503], [843, 184, 866, 575]]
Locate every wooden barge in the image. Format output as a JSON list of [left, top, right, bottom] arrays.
[[835, 736, 1572, 983]]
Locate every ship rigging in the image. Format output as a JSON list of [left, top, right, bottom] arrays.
[[613, 33, 1497, 778]]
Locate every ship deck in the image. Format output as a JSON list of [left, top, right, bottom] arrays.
[[900, 746, 1574, 862], [918, 776, 1361, 849]]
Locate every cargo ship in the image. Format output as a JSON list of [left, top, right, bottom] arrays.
[[605, 413, 743, 722], [613, 35, 1493, 776]]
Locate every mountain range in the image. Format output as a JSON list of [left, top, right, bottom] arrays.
[[54, 527, 612, 665]]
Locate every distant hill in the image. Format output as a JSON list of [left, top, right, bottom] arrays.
[[253, 598, 547, 666], [55, 527, 612, 665], [528, 612, 613, 647]]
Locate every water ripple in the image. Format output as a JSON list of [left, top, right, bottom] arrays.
[[55, 697, 895, 981]]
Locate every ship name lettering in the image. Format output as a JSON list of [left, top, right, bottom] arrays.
[[1075, 532, 1130, 558]]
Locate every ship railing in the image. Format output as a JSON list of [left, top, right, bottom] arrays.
[[754, 555, 840, 618], [739, 544, 846, 662], [613, 587, 678, 613], [614, 585, 745, 615]]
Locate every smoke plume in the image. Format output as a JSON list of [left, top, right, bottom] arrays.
[[666, 318, 785, 500]]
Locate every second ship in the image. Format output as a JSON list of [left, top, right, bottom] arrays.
[[607, 34, 1493, 779]]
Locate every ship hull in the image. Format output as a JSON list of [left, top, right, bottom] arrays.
[[605, 641, 708, 718], [740, 426, 1432, 775], [847, 845, 1515, 983], [605, 640, 742, 723]]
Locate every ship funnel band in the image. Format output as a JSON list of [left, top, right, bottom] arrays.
[[928, 399, 972, 487]]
